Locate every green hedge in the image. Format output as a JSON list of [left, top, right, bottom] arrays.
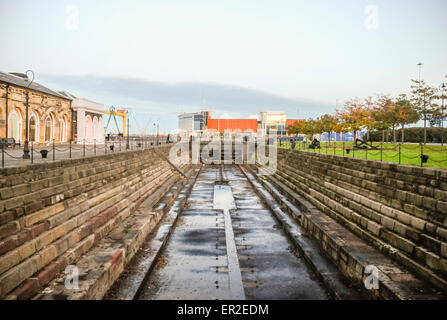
[[369, 127, 447, 143]]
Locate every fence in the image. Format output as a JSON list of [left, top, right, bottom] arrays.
[[278, 141, 447, 169], [0, 136, 171, 168]]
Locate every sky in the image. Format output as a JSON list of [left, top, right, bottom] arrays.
[[1, 0, 446, 134]]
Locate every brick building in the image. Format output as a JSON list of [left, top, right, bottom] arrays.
[[0, 71, 73, 144]]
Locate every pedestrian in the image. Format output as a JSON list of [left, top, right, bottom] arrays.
[[291, 139, 296, 150]]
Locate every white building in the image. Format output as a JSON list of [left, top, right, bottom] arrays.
[[178, 111, 209, 135], [259, 111, 287, 135], [71, 97, 105, 144]]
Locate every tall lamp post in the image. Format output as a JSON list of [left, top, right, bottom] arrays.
[[126, 110, 130, 149], [440, 82, 447, 146], [22, 70, 34, 159], [156, 120, 159, 145]]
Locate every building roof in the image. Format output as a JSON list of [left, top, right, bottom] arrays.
[[57, 91, 77, 100], [71, 97, 105, 113], [0, 71, 73, 100]]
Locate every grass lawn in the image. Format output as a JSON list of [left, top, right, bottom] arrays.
[[277, 141, 447, 170]]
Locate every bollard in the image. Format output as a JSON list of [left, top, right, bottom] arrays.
[[398, 143, 401, 164], [380, 142, 383, 161], [83, 140, 85, 157], [53, 139, 55, 160], [420, 143, 423, 167], [94, 139, 96, 156], [31, 142, 33, 164], [69, 140, 72, 158]]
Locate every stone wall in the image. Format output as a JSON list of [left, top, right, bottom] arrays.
[[272, 148, 447, 291], [0, 146, 189, 299]]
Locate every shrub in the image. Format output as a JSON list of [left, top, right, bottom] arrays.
[[369, 127, 447, 143]]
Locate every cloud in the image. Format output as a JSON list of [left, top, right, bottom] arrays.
[[38, 74, 334, 119]]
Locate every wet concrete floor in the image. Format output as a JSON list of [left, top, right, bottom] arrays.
[[137, 165, 330, 300]]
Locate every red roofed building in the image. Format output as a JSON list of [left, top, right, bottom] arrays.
[[207, 118, 258, 133]]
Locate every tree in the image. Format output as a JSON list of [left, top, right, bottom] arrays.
[[287, 120, 307, 136], [370, 96, 392, 143], [319, 114, 338, 144], [395, 94, 419, 142], [303, 118, 319, 140], [410, 79, 439, 144], [336, 99, 373, 141]]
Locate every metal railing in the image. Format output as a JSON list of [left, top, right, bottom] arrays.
[[0, 137, 172, 168], [278, 141, 447, 169]]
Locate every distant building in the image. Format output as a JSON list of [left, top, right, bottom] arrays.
[[0, 71, 72, 144], [178, 110, 304, 136], [178, 111, 209, 135], [70, 96, 105, 144], [207, 118, 258, 133]]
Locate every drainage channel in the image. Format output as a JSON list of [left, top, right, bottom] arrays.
[[108, 165, 332, 300]]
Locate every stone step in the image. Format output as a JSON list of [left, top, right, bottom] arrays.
[[281, 150, 447, 201], [281, 158, 447, 245], [0, 166, 177, 299], [270, 167, 447, 291], [283, 153, 447, 228], [0, 161, 169, 255], [0, 161, 164, 254], [0, 154, 164, 227], [241, 166, 366, 300], [277, 148, 447, 188], [26, 167, 197, 300], [276, 165, 447, 279], [281, 162, 447, 260], [0, 165, 174, 278], [0, 146, 172, 189]]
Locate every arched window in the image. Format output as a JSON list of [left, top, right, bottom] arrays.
[[8, 109, 22, 142], [93, 116, 99, 141], [29, 112, 39, 142], [44, 114, 54, 141], [59, 117, 67, 142], [85, 115, 93, 143]]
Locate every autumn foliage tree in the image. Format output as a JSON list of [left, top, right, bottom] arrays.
[[336, 99, 373, 141]]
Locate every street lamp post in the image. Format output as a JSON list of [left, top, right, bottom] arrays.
[[126, 110, 130, 149], [22, 70, 34, 159], [156, 120, 159, 145], [440, 82, 447, 146]]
